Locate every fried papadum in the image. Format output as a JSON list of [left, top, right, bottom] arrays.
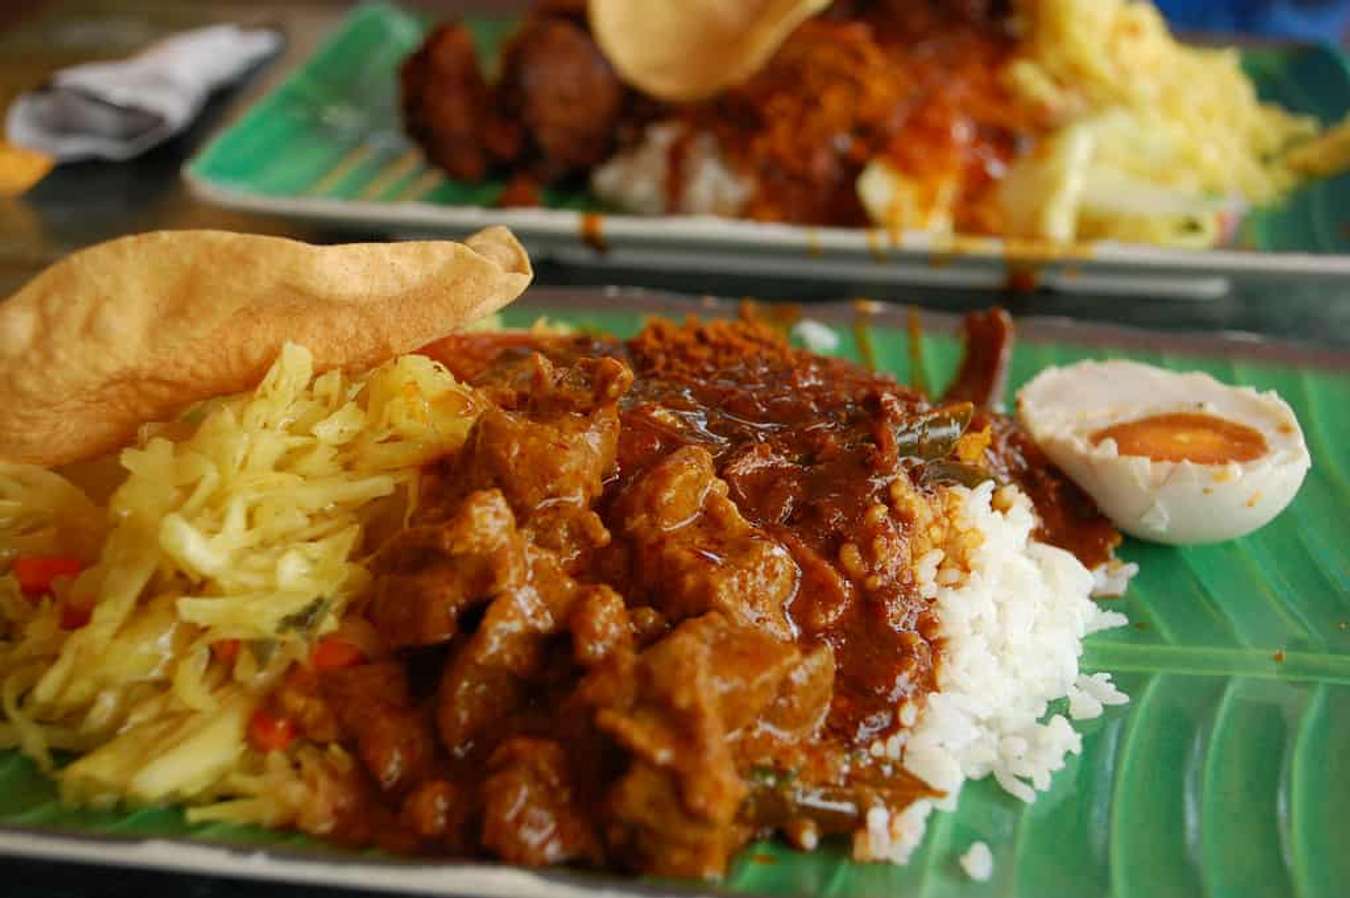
[[0, 227, 531, 467], [588, 0, 829, 102]]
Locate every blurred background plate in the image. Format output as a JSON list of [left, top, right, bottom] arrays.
[[0, 288, 1347, 898], [183, 3, 1350, 301]]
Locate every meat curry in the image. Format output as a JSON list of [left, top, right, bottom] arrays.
[[261, 311, 1116, 877], [401, 0, 1029, 230]]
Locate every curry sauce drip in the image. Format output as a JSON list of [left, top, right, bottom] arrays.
[[942, 309, 1122, 569]]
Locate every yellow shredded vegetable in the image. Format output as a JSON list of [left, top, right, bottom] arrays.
[[0, 343, 481, 809], [997, 0, 1324, 246]]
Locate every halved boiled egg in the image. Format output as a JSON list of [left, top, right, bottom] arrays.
[[1017, 360, 1310, 544]]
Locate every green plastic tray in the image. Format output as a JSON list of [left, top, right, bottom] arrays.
[[184, 4, 1350, 298], [1, 291, 1347, 898]]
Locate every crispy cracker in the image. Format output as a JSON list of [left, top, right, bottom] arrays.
[[0, 227, 532, 466], [590, 0, 829, 102]]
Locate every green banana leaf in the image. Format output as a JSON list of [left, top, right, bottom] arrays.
[[1, 295, 1346, 898]]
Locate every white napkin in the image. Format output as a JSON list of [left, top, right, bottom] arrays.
[[5, 24, 282, 163]]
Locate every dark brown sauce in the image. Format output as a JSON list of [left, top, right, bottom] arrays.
[[942, 309, 1120, 569]]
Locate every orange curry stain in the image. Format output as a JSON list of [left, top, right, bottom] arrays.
[[865, 228, 886, 262], [1005, 264, 1040, 293], [805, 227, 823, 258], [1090, 412, 1268, 465], [851, 299, 879, 370], [579, 211, 607, 253]]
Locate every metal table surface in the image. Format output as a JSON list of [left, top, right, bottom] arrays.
[[0, 1, 1347, 896]]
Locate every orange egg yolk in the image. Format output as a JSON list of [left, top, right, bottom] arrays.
[[1089, 412, 1268, 464]]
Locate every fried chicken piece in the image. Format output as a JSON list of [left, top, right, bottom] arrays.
[[400, 23, 521, 181], [497, 17, 626, 181], [402, 13, 626, 185]]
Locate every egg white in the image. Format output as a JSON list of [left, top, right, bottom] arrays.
[[1016, 360, 1310, 545]]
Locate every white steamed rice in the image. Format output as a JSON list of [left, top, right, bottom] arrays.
[[856, 481, 1129, 863], [590, 122, 751, 218], [790, 319, 842, 354], [960, 841, 995, 881]]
